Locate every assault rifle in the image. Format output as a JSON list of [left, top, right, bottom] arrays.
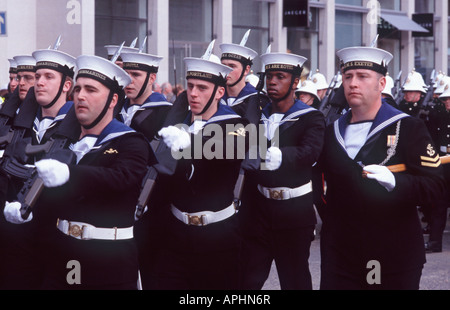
[[391, 71, 402, 102], [17, 106, 80, 220]]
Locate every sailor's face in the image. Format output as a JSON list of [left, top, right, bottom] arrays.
[[34, 69, 63, 106], [298, 92, 314, 106], [342, 69, 385, 109], [124, 70, 155, 100], [17, 71, 36, 100], [440, 97, 450, 111], [265, 70, 296, 101], [73, 77, 112, 127], [187, 78, 222, 116], [221, 59, 245, 86], [9, 73, 19, 93]]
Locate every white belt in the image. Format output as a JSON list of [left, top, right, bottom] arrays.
[[257, 181, 313, 200], [440, 146, 450, 154], [171, 202, 237, 226], [56, 219, 134, 241]]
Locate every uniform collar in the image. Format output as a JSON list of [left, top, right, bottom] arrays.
[[261, 99, 315, 122], [184, 103, 241, 127], [221, 82, 258, 106], [335, 101, 409, 150], [96, 119, 135, 146]]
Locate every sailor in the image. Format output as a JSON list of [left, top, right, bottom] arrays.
[[6, 54, 153, 289], [154, 47, 249, 289], [13, 55, 37, 103], [219, 30, 270, 125], [381, 72, 398, 108], [105, 43, 139, 68], [239, 52, 325, 290], [319, 45, 445, 290], [119, 51, 172, 141], [7, 58, 19, 95]]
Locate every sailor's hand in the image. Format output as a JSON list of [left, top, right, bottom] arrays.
[[158, 126, 191, 152], [363, 164, 396, 192], [265, 146, 282, 171], [4, 201, 33, 224], [35, 159, 70, 187]]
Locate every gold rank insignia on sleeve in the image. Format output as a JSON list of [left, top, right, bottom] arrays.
[[421, 144, 440, 167], [104, 148, 119, 155], [228, 127, 246, 137]]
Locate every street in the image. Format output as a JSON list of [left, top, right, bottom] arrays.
[[262, 209, 450, 290]]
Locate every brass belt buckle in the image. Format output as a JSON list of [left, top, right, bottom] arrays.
[[188, 214, 204, 226], [68, 222, 83, 238], [269, 189, 284, 200]]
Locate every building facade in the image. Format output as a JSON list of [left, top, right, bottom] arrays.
[[0, 0, 448, 89]]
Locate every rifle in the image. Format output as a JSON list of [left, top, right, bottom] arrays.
[[0, 87, 22, 145], [421, 69, 436, 109], [318, 72, 339, 113], [391, 70, 402, 101], [17, 106, 80, 220]]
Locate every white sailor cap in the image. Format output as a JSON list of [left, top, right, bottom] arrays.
[[260, 52, 307, 77], [402, 69, 427, 93], [296, 79, 319, 100], [8, 59, 17, 74], [337, 46, 393, 76], [121, 52, 163, 73], [32, 49, 76, 78], [75, 55, 132, 90], [104, 45, 139, 61], [382, 73, 394, 98], [435, 76, 450, 95], [13, 55, 37, 73], [311, 70, 328, 90], [220, 43, 258, 65], [184, 57, 233, 86]]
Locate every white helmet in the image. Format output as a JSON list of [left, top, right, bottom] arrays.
[[296, 79, 319, 101], [433, 71, 445, 89], [434, 75, 450, 95], [402, 69, 427, 93], [245, 73, 259, 88], [311, 70, 328, 90], [382, 73, 394, 98]]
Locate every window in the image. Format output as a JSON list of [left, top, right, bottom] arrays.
[[232, 0, 270, 74], [95, 0, 148, 58], [169, 0, 213, 87], [287, 7, 319, 75]]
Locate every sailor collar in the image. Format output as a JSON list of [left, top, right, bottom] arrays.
[[123, 92, 172, 111], [34, 101, 73, 123], [261, 99, 316, 124], [220, 82, 258, 106], [95, 119, 136, 146], [184, 103, 241, 128], [334, 102, 409, 150]]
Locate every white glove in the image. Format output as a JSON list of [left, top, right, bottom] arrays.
[[363, 164, 396, 192], [158, 126, 191, 152], [265, 146, 282, 171], [35, 159, 70, 188], [4, 201, 33, 224]]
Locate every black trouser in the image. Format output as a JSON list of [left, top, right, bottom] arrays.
[[241, 225, 315, 290], [320, 265, 423, 290]]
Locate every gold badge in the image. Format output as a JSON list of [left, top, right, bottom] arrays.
[[228, 128, 246, 137], [104, 148, 118, 155]]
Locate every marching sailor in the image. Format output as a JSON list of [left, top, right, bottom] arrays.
[[239, 52, 326, 290], [319, 46, 445, 290]]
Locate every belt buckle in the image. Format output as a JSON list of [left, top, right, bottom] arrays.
[[68, 222, 84, 238], [269, 189, 284, 200], [188, 214, 204, 226]]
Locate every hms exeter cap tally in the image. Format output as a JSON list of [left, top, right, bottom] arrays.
[[337, 46, 393, 76], [121, 52, 163, 73], [260, 52, 307, 77], [13, 55, 37, 73], [32, 49, 76, 78], [75, 55, 132, 90]]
